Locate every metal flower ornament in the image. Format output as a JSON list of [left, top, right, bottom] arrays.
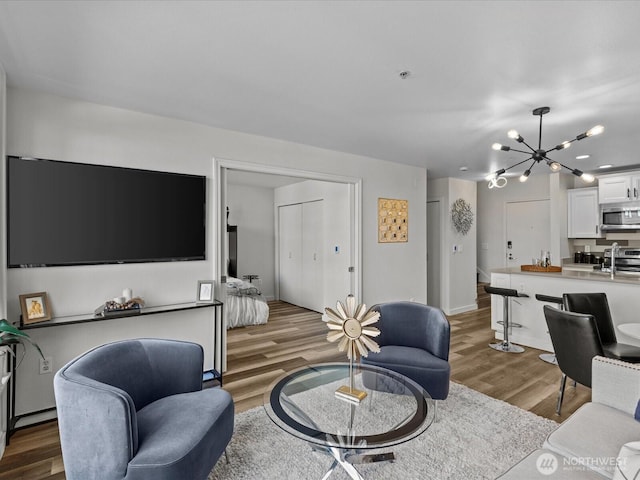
[[325, 295, 381, 402], [326, 295, 381, 359]]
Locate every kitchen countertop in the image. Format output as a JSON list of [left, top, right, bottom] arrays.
[[492, 267, 640, 285]]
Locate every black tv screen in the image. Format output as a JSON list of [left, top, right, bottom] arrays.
[[7, 156, 206, 267]]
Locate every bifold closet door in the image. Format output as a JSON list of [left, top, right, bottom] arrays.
[[278, 204, 303, 306], [301, 201, 323, 312], [278, 200, 324, 312]]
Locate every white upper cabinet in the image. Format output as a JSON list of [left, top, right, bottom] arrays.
[[598, 171, 640, 203], [568, 187, 602, 238]]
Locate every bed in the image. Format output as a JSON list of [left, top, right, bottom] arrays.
[[225, 276, 269, 329]]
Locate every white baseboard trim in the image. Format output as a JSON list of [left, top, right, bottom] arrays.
[[445, 304, 478, 315]]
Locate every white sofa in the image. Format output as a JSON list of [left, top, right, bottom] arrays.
[[498, 356, 640, 479]]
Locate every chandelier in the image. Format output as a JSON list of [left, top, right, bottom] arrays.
[[487, 106, 603, 188]]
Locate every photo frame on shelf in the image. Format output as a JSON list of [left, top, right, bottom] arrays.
[[19, 292, 53, 325], [196, 280, 215, 304]]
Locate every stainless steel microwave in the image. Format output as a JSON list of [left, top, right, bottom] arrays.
[[601, 206, 640, 231]]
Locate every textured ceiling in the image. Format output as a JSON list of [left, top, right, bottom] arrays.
[[1, 1, 639, 182]]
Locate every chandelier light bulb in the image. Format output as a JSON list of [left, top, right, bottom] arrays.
[[581, 173, 595, 183], [586, 125, 605, 137], [507, 129, 519, 139], [492, 143, 502, 151], [561, 141, 571, 149], [549, 162, 561, 172], [519, 170, 531, 182]]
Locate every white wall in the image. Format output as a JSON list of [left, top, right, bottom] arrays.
[[427, 177, 477, 315], [0, 64, 7, 459], [275, 180, 352, 309], [0, 66, 6, 321], [227, 183, 276, 299], [4, 87, 428, 420]]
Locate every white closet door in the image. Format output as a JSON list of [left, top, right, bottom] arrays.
[[301, 200, 324, 312], [278, 204, 302, 305]]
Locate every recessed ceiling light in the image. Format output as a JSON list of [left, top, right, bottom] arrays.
[[576, 155, 590, 160], [399, 70, 411, 79], [459, 166, 468, 171], [598, 164, 613, 169]]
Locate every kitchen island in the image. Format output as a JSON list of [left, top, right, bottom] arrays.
[[489, 267, 640, 352]]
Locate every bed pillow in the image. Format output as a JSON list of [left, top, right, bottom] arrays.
[[614, 441, 640, 480]]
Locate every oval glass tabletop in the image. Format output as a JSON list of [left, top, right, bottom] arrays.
[[263, 362, 435, 450]]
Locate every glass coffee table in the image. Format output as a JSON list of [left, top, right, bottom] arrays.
[[264, 363, 435, 480]]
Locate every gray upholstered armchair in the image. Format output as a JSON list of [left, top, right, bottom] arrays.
[[53, 338, 234, 480], [360, 301, 451, 400]]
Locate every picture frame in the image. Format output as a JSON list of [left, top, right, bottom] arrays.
[[19, 292, 53, 325], [196, 280, 215, 304], [378, 197, 408, 243]]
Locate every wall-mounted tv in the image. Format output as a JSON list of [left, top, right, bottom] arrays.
[[7, 156, 206, 267]]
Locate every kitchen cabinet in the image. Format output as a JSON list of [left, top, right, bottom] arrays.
[[568, 187, 602, 238], [598, 171, 640, 203]]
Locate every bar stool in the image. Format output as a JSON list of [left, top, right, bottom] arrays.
[[534, 294, 562, 365], [484, 285, 529, 353]]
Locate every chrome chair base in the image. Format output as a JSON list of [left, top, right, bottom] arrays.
[[539, 353, 558, 365], [490, 341, 525, 353]]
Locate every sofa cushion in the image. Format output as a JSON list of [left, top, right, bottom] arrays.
[[544, 403, 640, 478], [497, 449, 606, 479], [128, 387, 234, 480], [613, 441, 640, 480]]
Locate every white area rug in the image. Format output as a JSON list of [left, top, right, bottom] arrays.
[[209, 382, 558, 479]]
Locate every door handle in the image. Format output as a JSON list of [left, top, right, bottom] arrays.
[[628, 188, 631, 199]]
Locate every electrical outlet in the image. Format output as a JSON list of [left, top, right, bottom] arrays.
[[39, 356, 53, 375]]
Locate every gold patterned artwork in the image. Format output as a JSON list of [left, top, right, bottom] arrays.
[[378, 198, 408, 243]]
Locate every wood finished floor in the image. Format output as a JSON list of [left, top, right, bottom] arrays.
[[0, 297, 590, 479]]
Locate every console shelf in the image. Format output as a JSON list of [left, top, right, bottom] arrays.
[[21, 301, 222, 329], [6, 300, 224, 446]]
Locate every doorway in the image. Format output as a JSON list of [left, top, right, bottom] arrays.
[[427, 199, 442, 308], [505, 200, 550, 268], [213, 158, 362, 372]]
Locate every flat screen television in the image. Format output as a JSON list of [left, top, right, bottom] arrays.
[[7, 156, 206, 267]]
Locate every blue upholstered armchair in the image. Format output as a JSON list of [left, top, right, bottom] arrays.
[[361, 301, 451, 400], [53, 338, 234, 480]]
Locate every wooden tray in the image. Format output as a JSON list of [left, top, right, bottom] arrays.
[[520, 265, 562, 272]]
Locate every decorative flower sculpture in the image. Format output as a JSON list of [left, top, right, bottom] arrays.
[[325, 295, 381, 360]]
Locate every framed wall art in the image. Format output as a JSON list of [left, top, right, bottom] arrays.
[[378, 198, 408, 243], [19, 292, 53, 325]]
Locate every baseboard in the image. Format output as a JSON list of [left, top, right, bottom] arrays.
[[446, 304, 478, 315]]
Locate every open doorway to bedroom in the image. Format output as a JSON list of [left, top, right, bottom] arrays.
[[213, 159, 362, 375]]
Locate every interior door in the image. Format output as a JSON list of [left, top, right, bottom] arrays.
[[278, 203, 302, 305], [301, 200, 324, 312], [427, 200, 441, 308], [506, 200, 550, 268]]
